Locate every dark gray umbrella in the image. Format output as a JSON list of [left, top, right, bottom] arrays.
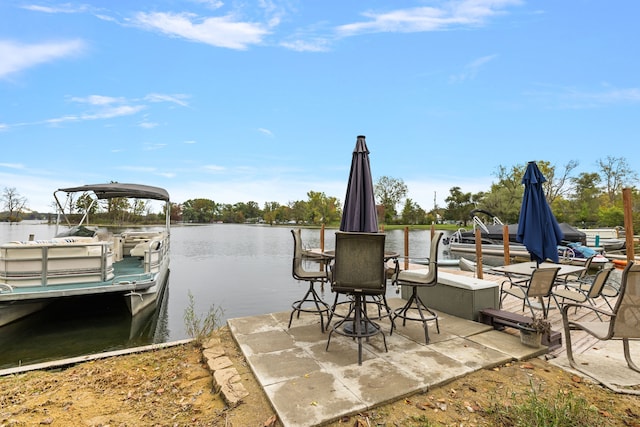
[[340, 135, 378, 233], [516, 161, 564, 264]]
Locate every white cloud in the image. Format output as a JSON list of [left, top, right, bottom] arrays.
[[0, 163, 25, 169], [139, 121, 159, 129], [527, 84, 640, 109], [132, 11, 269, 50], [336, 0, 522, 36], [145, 93, 190, 107], [21, 4, 90, 14], [0, 39, 86, 79], [44, 105, 146, 125], [143, 143, 167, 151], [280, 39, 330, 52], [203, 165, 226, 173], [190, 0, 224, 10], [71, 95, 125, 105], [449, 54, 498, 83], [258, 128, 274, 137]]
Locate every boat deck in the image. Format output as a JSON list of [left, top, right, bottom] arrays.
[[0, 256, 150, 298]]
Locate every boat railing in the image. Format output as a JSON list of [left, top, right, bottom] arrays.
[[0, 240, 114, 288], [142, 238, 168, 274], [472, 216, 491, 234]]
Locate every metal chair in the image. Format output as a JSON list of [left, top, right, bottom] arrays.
[[289, 229, 330, 332], [500, 266, 561, 319], [553, 267, 614, 320], [562, 261, 640, 395], [562, 255, 596, 283], [326, 232, 387, 365], [391, 231, 443, 344]]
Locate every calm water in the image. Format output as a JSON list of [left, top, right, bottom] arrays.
[[0, 222, 451, 369]]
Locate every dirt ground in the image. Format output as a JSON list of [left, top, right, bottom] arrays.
[[1, 326, 639, 427]]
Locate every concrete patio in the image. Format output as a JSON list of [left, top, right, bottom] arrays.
[[228, 297, 550, 427]]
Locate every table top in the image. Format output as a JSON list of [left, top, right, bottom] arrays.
[[491, 261, 585, 277]]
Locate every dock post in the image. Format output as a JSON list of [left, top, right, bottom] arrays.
[[475, 228, 484, 279]]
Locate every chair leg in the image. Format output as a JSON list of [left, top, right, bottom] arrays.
[[289, 281, 329, 332], [562, 309, 579, 370], [624, 339, 640, 373], [392, 285, 439, 344]]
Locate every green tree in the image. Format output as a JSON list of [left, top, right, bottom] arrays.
[[305, 191, 340, 225], [374, 176, 408, 223], [182, 198, 218, 223], [570, 172, 601, 226], [444, 187, 475, 225], [263, 201, 280, 225], [478, 164, 525, 223], [401, 198, 426, 225], [289, 200, 307, 224]]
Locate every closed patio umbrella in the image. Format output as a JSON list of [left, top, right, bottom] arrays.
[[340, 135, 378, 233], [516, 161, 564, 264]]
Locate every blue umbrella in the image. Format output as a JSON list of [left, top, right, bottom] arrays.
[[516, 161, 564, 264], [340, 135, 378, 233]]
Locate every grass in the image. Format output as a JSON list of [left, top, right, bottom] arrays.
[[485, 382, 602, 427], [183, 290, 224, 347]]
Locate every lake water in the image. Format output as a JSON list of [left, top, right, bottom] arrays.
[[0, 222, 452, 369]]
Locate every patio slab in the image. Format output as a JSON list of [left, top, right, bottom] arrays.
[[227, 297, 547, 427]]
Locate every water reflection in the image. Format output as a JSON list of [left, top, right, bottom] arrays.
[[0, 281, 169, 369]]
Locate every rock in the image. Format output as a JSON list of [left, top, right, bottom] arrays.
[[202, 346, 225, 360], [213, 367, 248, 406], [207, 356, 233, 371]]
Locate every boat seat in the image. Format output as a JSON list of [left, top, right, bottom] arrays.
[[130, 239, 162, 258]]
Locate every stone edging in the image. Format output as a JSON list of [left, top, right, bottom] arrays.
[[201, 337, 249, 406]]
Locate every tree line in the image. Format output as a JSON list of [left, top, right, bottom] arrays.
[[2, 156, 638, 230]]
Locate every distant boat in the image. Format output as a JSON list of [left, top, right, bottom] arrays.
[[0, 183, 171, 327], [458, 257, 477, 272], [578, 228, 626, 251], [444, 209, 607, 265]]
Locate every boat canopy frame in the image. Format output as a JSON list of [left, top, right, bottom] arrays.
[[53, 183, 171, 232]]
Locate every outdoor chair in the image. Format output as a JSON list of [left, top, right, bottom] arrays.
[[500, 266, 561, 319], [289, 229, 330, 332], [391, 231, 443, 344], [568, 261, 620, 311], [326, 232, 387, 365], [552, 267, 614, 321], [562, 255, 596, 283], [562, 261, 640, 395]]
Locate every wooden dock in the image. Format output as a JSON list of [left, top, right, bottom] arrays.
[[441, 266, 622, 358]]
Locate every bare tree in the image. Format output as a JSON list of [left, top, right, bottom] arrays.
[[597, 156, 639, 204], [539, 159, 579, 204], [1, 187, 28, 220]]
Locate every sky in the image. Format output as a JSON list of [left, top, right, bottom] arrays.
[[1, 0, 639, 214]]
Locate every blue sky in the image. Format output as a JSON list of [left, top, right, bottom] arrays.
[[1, 0, 639, 214]]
